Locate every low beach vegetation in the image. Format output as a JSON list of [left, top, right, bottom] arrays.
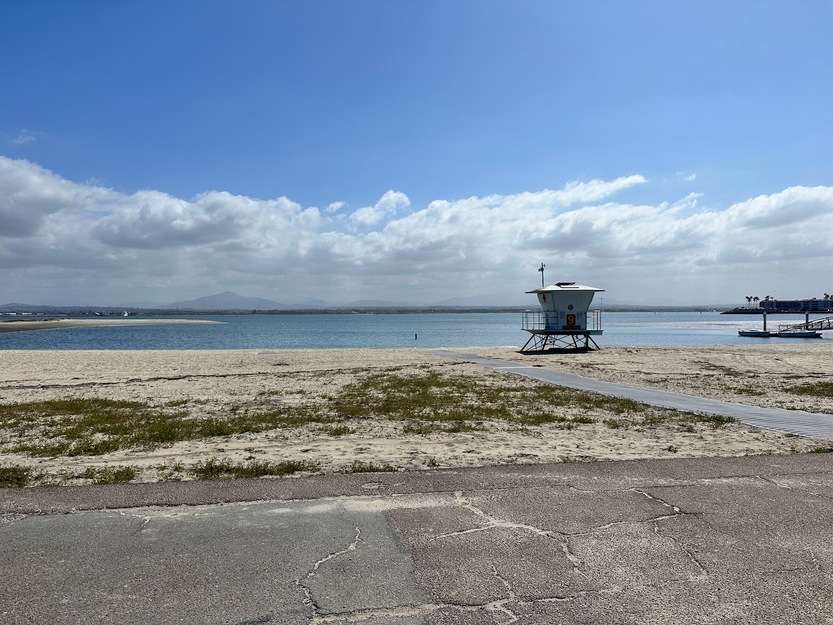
[[787, 381, 833, 398], [191, 458, 318, 480], [349, 460, 398, 473], [77, 466, 137, 485], [0, 363, 749, 486], [0, 397, 336, 458], [320, 424, 353, 436], [329, 370, 727, 434], [0, 370, 737, 465], [0, 464, 31, 488]]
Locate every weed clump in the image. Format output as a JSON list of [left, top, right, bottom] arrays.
[[0, 465, 31, 488], [79, 466, 136, 485], [190, 458, 317, 480], [787, 382, 833, 398], [349, 461, 398, 473]]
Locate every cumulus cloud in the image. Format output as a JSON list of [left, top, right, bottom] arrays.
[[349, 190, 410, 228], [0, 157, 117, 238], [1, 156, 832, 305]]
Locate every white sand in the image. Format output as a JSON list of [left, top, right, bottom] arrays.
[[1, 346, 830, 485]]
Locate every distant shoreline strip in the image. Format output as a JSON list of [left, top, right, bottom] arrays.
[[0, 319, 221, 334]]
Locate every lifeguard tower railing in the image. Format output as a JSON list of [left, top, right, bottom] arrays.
[[521, 309, 603, 333], [520, 309, 603, 351]]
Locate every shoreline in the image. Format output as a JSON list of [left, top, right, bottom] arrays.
[[1, 345, 831, 487]]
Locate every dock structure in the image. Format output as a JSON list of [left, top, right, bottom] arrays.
[[739, 312, 832, 338], [776, 314, 833, 338], [521, 281, 604, 352]]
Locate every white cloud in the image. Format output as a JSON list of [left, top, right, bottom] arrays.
[[1, 156, 832, 305], [349, 190, 410, 228], [10, 129, 39, 147]]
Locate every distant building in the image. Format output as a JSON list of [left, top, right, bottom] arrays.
[[759, 298, 833, 313]]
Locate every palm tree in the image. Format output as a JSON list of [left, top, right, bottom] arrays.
[[753, 296, 760, 308], [746, 296, 753, 307]]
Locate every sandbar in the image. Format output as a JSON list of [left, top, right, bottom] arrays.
[[0, 318, 220, 333]]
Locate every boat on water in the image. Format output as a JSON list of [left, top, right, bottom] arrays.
[[777, 330, 822, 338], [737, 330, 776, 337], [737, 310, 775, 337]]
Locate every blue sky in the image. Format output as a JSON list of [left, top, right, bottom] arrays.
[[2, 1, 832, 306]]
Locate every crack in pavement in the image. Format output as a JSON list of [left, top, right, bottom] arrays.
[[486, 565, 519, 624], [631, 487, 710, 579], [434, 492, 560, 540], [308, 604, 439, 623], [296, 526, 362, 619], [632, 487, 683, 514], [432, 486, 716, 589], [653, 519, 709, 578], [756, 473, 833, 502]]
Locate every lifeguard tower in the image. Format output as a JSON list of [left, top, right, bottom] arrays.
[[521, 270, 604, 352]]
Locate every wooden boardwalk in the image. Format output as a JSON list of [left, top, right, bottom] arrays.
[[437, 351, 833, 439]]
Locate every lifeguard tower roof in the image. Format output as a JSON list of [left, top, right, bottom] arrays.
[[525, 282, 604, 294]]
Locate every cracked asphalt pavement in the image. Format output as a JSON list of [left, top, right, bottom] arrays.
[[3, 454, 833, 624]]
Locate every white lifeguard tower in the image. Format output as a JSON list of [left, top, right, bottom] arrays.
[[521, 270, 604, 352]]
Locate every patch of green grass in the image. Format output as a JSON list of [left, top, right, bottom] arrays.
[[79, 466, 137, 485], [572, 415, 596, 424], [734, 386, 765, 396], [0, 465, 31, 488], [605, 419, 623, 429], [403, 420, 485, 435], [320, 424, 353, 436], [402, 422, 439, 435], [2, 398, 336, 458], [331, 371, 640, 427], [190, 458, 317, 480], [516, 413, 570, 426], [787, 381, 833, 398], [697, 414, 736, 428], [349, 461, 398, 473], [808, 446, 833, 453], [642, 410, 735, 429]]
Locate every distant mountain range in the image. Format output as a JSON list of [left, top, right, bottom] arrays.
[[160, 291, 420, 310], [160, 290, 537, 310], [161, 291, 288, 310]]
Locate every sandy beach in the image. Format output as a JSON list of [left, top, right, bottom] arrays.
[[1, 345, 831, 486]]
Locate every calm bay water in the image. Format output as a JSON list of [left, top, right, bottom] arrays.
[[0, 311, 829, 350]]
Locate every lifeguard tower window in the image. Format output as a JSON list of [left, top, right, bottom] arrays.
[[521, 281, 604, 352]]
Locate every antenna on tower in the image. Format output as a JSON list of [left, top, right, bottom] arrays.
[[538, 263, 545, 288]]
